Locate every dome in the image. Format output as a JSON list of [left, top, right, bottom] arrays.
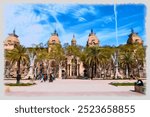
[[48, 30, 60, 45], [71, 35, 76, 46], [127, 29, 143, 45], [48, 35, 60, 44], [71, 38, 76, 42], [71, 35, 76, 42], [87, 29, 99, 46], [5, 35, 20, 44], [4, 30, 20, 50]]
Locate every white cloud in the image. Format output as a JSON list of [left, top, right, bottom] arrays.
[[103, 16, 114, 24], [4, 4, 54, 46], [73, 6, 96, 22], [3, 4, 145, 47], [78, 17, 87, 22]]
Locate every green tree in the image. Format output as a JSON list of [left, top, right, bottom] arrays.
[[5, 45, 29, 83], [84, 46, 104, 79], [48, 44, 65, 77], [119, 44, 135, 78], [100, 47, 115, 79], [65, 45, 82, 57], [133, 45, 146, 77]]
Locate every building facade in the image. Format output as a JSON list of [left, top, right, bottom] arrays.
[[4, 30, 28, 78], [87, 29, 99, 47], [4, 29, 20, 50], [4, 29, 145, 79], [127, 29, 143, 45]]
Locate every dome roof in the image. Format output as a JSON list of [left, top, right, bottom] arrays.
[[127, 29, 143, 44], [4, 35, 20, 44], [4, 30, 20, 50], [87, 29, 99, 46], [88, 35, 99, 44], [4, 30, 20, 45], [48, 35, 60, 44], [71, 35, 76, 42], [48, 30, 60, 45]]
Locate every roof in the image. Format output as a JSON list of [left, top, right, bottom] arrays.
[[127, 29, 143, 44], [48, 30, 60, 44], [87, 29, 99, 46]]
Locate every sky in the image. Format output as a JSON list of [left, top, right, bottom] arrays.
[[3, 4, 146, 47]]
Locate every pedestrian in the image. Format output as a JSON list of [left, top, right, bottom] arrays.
[[135, 78, 144, 86], [49, 73, 53, 82], [40, 74, 44, 82], [51, 73, 55, 80]]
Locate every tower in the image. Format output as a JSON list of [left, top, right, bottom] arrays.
[[71, 34, 76, 46], [48, 30, 61, 52], [127, 29, 143, 45], [87, 29, 99, 47], [4, 29, 20, 50]]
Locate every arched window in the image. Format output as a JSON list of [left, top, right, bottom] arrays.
[[71, 57, 77, 76], [52, 40, 56, 44]]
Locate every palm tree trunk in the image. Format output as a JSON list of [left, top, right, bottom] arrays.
[[126, 65, 129, 79], [95, 63, 97, 78], [91, 65, 94, 80], [128, 64, 130, 78], [104, 68, 106, 79], [16, 59, 21, 84]]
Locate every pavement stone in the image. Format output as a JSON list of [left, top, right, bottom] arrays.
[[4, 79, 145, 97]]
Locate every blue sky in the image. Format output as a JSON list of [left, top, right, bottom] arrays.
[[3, 4, 146, 47]]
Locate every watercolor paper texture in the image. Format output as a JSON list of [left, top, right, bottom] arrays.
[[0, 0, 150, 99]]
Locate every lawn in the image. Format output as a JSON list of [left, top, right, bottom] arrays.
[[110, 82, 135, 86], [5, 83, 36, 86]]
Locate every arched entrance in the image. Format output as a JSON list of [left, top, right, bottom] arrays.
[[71, 57, 77, 77], [61, 70, 66, 79]]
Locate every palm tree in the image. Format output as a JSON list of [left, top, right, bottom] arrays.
[[119, 45, 135, 78], [133, 45, 145, 77], [100, 47, 115, 79], [84, 46, 103, 79], [5, 45, 29, 84], [65, 45, 82, 57], [48, 44, 65, 78]]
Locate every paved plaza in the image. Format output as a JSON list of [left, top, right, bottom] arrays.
[[5, 79, 144, 97]]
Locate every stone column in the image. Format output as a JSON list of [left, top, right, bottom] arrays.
[[78, 64, 80, 76], [58, 65, 62, 79], [70, 64, 72, 76], [76, 64, 78, 76], [68, 64, 70, 76]]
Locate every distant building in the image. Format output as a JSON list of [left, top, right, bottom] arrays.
[[4, 29, 20, 50], [65, 35, 84, 79], [87, 29, 100, 47], [4, 30, 27, 78], [127, 29, 143, 45], [71, 35, 76, 46], [4, 29, 145, 79], [48, 30, 60, 52]]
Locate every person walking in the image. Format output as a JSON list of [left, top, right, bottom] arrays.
[[40, 74, 44, 82], [49, 73, 53, 82]]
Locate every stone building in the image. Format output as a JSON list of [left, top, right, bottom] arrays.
[[65, 35, 84, 79], [4, 30, 28, 78], [127, 29, 143, 45], [48, 30, 60, 52], [4, 29, 20, 50], [87, 29, 99, 47], [4, 29, 146, 79], [48, 32, 85, 79], [71, 35, 76, 46]]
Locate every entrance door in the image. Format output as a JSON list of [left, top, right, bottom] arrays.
[[71, 58, 77, 76]]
